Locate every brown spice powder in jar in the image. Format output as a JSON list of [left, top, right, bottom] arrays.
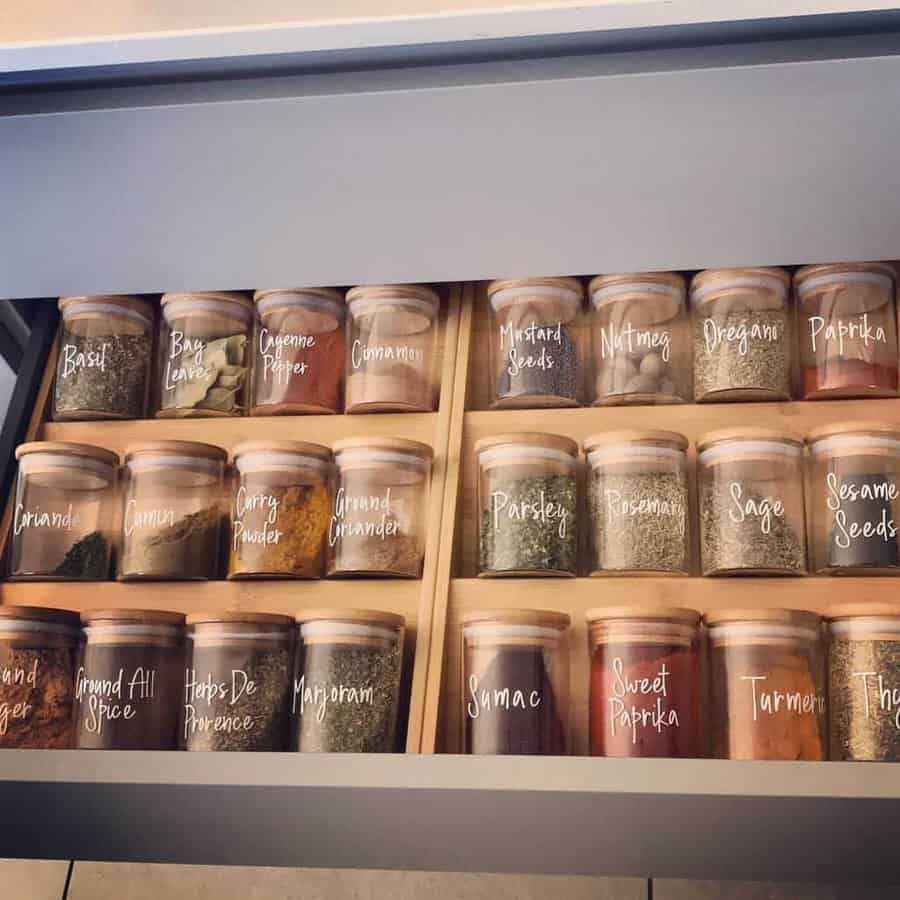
[[0, 606, 80, 749]]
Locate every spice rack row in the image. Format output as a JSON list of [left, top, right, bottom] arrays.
[[0, 287, 465, 754], [429, 283, 900, 754]]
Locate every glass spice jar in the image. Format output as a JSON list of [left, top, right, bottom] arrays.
[[585, 430, 690, 576], [228, 441, 333, 580], [706, 609, 826, 760], [795, 263, 898, 400], [476, 433, 578, 577], [690, 267, 793, 402], [697, 428, 807, 576], [183, 612, 294, 751], [293, 608, 405, 753], [345, 284, 439, 413], [807, 422, 900, 574], [118, 441, 227, 581], [53, 295, 155, 421], [251, 288, 345, 415], [589, 272, 691, 405], [10, 442, 118, 581], [74, 609, 185, 750], [0, 606, 80, 749], [586, 606, 701, 758], [157, 291, 254, 418], [827, 602, 900, 761], [486, 277, 584, 408], [327, 437, 433, 578], [462, 609, 569, 755]]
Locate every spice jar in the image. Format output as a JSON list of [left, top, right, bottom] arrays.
[[228, 441, 333, 579], [293, 609, 405, 752], [345, 284, 439, 413], [690, 267, 792, 402], [53, 295, 155, 421], [118, 441, 227, 581], [0, 606, 80, 749], [328, 437, 433, 578], [698, 428, 807, 576], [795, 263, 898, 400], [157, 291, 253, 417], [589, 273, 690, 405], [585, 430, 690, 575], [74, 609, 185, 750], [807, 422, 900, 574], [462, 609, 569, 755], [183, 612, 294, 751], [486, 277, 583, 408], [827, 602, 900, 761], [476, 433, 578, 577], [251, 288, 345, 415], [706, 609, 826, 760], [586, 606, 701, 757], [10, 442, 118, 581]]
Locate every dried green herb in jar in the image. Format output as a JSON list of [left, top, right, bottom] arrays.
[[293, 639, 402, 752], [162, 334, 249, 416], [480, 473, 577, 575], [53, 530, 110, 579], [589, 471, 688, 573]]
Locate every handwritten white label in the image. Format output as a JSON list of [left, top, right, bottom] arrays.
[[826, 473, 899, 549], [75, 666, 156, 735], [607, 657, 679, 743], [466, 674, 541, 719], [123, 500, 175, 537], [292, 674, 375, 722], [61, 342, 107, 379], [740, 674, 825, 721], [727, 482, 784, 535], [598, 322, 671, 362], [259, 327, 313, 385], [13, 503, 80, 536], [183, 668, 257, 738], [0, 660, 38, 735], [232, 487, 283, 550], [703, 317, 780, 356], [499, 320, 563, 376], [604, 489, 685, 536], [809, 312, 887, 355], [351, 340, 423, 370], [328, 487, 398, 546], [490, 490, 569, 539], [164, 330, 211, 392], [853, 672, 900, 728]]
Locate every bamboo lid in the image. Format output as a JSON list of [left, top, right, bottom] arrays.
[[81, 609, 186, 626], [58, 295, 154, 319], [253, 288, 344, 305], [487, 276, 583, 298], [586, 606, 700, 626], [795, 262, 895, 288], [187, 612, 294, 628], [295, 608, 405, 629], [807, 421, 900, 443], [825, 602, 900, 621], [124, 440, 227, 462], [0, 605, 81, 628], [346, 284, 439, 308], [697, 427, 803, 454], [584, 430, 688, 453], [690, 267, 790, 306], [15, 441, 119, 467], [161, 291, 254, 313], [474, 432, 578, 457], [461, 608, 571, 629], [704, 608, 821, 630], [332, 437, 433, 460], [589, 271, 684, 296], [232, 440, 332, 462]]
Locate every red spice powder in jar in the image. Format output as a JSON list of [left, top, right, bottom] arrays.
[[587, 606, 701, 758]]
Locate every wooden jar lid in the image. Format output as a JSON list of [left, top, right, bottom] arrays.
[[807, 421, 900, 443], [0, 605, 81, 628], [487, 276, 583, 298], [588, 272, 685, 313], [16, 441, 119, 467], [586, 606, 700, 626], [295, 608, 406, 630], [346, 284, 439, 308], [474, 432, 578, 457], [697, 427, 803, 454], [81, 609, 186, 626], [161, 291, 254, 313], [232, 440, 332, 462], [584, 430, 688, 453], [704, 608, 821, 630], [332, 437, 433, 460], [461, 608, 571, 630], [825, 602, 900, 621], [795, 261, 895, 288], [690, 267, 790, 306], [187, 612, 295, 628], [253, 288, 344, 305], [124, 440, 227, 462], [58, 295, 154, 319]]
